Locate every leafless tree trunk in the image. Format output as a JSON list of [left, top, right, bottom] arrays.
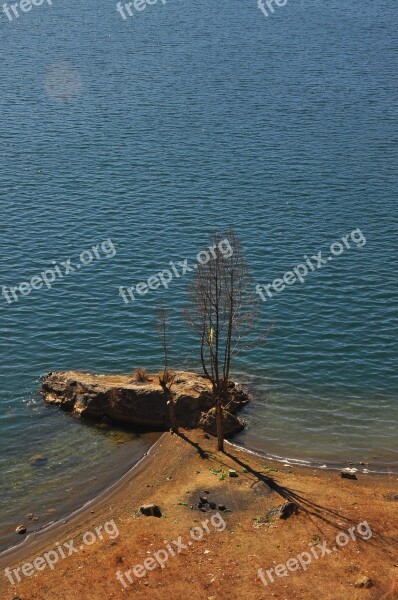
[[156, 303, 177, 433], [185, 228, 271, 451]]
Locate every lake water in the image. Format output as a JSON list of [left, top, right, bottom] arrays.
[[0, 0, 397, 551]]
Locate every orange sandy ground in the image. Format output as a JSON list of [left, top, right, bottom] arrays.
[[1, 430, 397, 600]]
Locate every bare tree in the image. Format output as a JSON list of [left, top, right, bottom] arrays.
[[155, 302, 177, 433], [185, 228, 270, 451]]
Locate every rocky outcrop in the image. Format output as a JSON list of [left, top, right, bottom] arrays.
[[41, 371, 249, 437]]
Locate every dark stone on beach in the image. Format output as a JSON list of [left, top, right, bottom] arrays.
[[15, 525, 27, 534], [30, 454, 48, 467], [140, 504, 162, 518], [217, 504, 226, 512], [279, 501, 299, 519], [354, 576, 373, 588], [341, 470, 358, 480], [199, 496, 208, 504], [209, 502, 217, 510]]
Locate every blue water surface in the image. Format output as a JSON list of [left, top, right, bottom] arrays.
[[0, 0, 397, 549]]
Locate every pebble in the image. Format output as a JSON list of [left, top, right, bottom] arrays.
[[341, 469, 358, 480], [29, 454, 48, 467], [354, 576, 373, 588], [140, 504, 162, 518], [15, 525, 27, 535], [279, 501, 299, 519]]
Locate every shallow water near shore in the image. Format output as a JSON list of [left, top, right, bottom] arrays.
[[0, 396, 160, 552], [1, 0, 397, 551]]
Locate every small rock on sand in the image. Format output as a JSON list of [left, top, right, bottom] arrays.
[[139, 504, 162, 518], [354, 575, 373, 588], [341, 469, 358, 480], [279, 501, 299, 519]]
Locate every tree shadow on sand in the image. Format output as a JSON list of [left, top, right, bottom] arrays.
[[218, 444, 389, 550], [175, 432, 391, 553], [223, 447, 354, 530], [175, 430, 210, 460]]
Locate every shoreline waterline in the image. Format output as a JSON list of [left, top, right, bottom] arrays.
[[230, 441, 398, 475], [0, 433, 167, 565], [1, 431, 396, 562]]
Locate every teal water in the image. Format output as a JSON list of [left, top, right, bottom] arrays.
[[0, 0, 397, 551]]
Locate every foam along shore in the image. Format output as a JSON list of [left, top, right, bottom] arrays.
[[1, 430, 397, 600], [41, 370, 249, 435]]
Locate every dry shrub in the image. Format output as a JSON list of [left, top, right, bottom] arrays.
[[133, 367, 150, 382], [158, 370, 176, 389]]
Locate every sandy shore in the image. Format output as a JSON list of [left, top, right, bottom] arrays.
[[1, 430, 397, 600]]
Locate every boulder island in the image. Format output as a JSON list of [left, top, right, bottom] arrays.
[[41, 370, 250, 436]]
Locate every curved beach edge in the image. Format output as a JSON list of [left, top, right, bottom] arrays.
[[0, 432, 168, 567], [1, 434, 395, 567]]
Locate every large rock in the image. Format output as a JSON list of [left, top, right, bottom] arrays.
[[41, 371, 249, 435]]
